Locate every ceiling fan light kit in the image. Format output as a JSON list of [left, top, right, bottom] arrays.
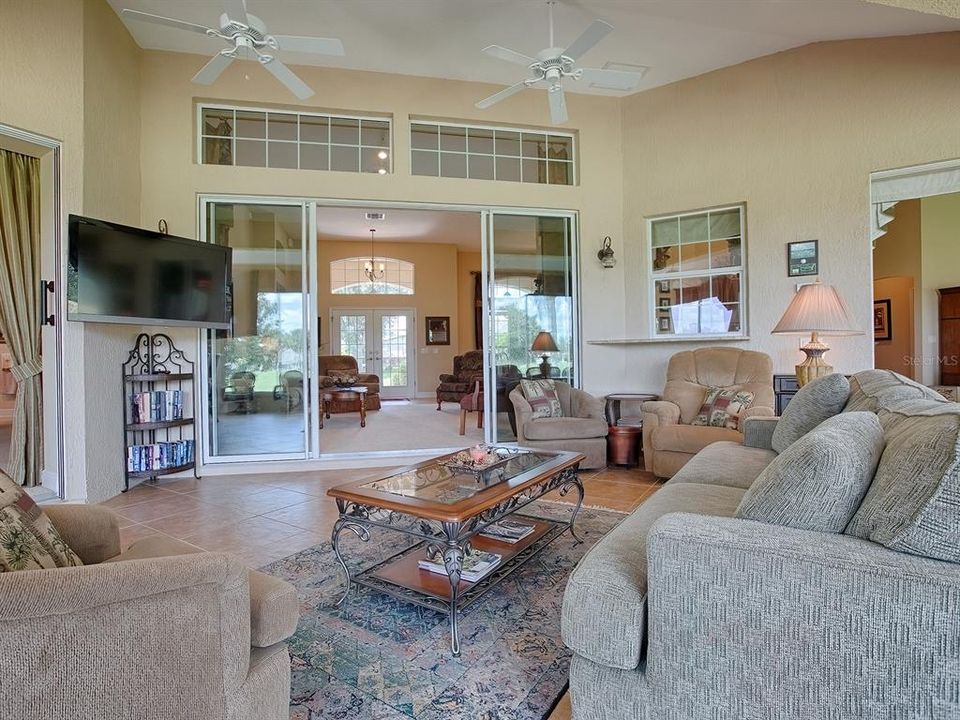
[[121, 0, 344, 100], [475, 1, 646, 125]]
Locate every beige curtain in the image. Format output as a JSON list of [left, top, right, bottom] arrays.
[[0, 149, 42, 486]]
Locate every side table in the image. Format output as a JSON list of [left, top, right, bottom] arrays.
[[607, 425, 643, 467], [604, 393, 659, 426]]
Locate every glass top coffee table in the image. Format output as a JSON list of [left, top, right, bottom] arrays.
[[327, 446, 585, 656]]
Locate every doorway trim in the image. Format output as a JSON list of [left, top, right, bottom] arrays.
[[0, 122, 65, 499]]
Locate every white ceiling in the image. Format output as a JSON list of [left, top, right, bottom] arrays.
[[108, 0, 960, 97], [317, 206, 482, 251]]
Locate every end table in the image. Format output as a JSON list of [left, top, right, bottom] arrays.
[[604, 393, 659, 468]]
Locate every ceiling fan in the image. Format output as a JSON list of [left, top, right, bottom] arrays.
[[476, 1, 646, 124], [120, 0, 344, 100]]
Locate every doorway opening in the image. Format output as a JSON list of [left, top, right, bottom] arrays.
[[198, 197, 579, 465]]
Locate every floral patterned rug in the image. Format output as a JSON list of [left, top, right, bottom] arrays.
[[261, 501, 625, 720]]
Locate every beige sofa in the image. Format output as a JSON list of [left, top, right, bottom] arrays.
[[509, 381, 608, 469], [0, 505, 298, 720], [641, 347, 774, 478]]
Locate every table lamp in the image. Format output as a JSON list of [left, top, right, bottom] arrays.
[[771, 279, 862, 386], [531, 331, 559, 377]]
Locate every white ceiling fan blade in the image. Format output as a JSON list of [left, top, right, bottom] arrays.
[[576, 67, 643, 91], [482, 45, 535, 66], [475, 81, 530, 110], [272, 35, 345, 56], [263, 59, 315, 100], [548, 85, 568, 125], [120, 9, 214, 35], [562, 19, 613, 61], [192, 52, 235, 85], [223, 0, 248, 24]]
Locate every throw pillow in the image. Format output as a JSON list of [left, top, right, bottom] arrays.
[[736, 412, 884, 533], [690, 387, 754, 430], [520, 378, 563, 419], [0, 471, 82, 572], [845, 400, 960, 563], [771, 373, 850, 453]]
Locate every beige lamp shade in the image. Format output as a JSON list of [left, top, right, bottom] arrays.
[[530, 331, 559, 352], [771, 280, 862, 386], [772, 280, 861, 336]]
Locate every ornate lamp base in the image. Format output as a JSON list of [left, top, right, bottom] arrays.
[[796, 332, 832, 387], [539, 355, 552, 377]]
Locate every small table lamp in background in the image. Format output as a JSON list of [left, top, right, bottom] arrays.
[[531, 331, 559, 377], [772, 279, 862, 386]]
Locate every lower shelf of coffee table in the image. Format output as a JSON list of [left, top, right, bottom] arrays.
[[353, 516, 566, 611]]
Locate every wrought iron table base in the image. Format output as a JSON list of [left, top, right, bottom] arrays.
[[330, 467, 583, 657]]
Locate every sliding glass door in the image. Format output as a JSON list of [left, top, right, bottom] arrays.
[[483, 212, 578, 442], [201, 199, 316, 461]]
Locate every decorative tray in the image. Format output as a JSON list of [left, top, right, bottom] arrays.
[[440, 446, 530, 481]]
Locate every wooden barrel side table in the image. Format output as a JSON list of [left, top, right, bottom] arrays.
[[607, 425, 643, 467]]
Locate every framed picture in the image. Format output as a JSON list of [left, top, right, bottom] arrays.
[[426, 316, 450, 345], [658, 298, 671, 308], [658, 317, 671, 332], [873, 299, 892, 341], [657, 280, 671, 294], [787, 240, 819, 277]]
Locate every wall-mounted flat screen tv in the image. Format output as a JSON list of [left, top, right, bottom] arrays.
[[67, 215, 232, 330]]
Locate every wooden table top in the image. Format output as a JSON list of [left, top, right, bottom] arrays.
[[327, 448, 584, 523], [323, 386, 368, 396]]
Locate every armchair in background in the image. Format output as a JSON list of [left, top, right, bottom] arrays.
[[641, 347, 775, 478], [318, 355, 382, 411]]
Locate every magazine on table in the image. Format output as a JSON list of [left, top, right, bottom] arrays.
[[479, 519, 536, 544], [418, 549, 502, 583]]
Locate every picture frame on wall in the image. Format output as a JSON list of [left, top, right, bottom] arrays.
[[658, 317, 671, 332], [657, 280, 671, 294], [658, 298, 671, 308], [787, 240, 819, 277], [426, 316, 450, 345], [873, 299, 892, 342]]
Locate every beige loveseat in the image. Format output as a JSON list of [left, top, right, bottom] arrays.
[[641, 347, 774, 478], [0, 505, 298, 720], [509, 381, 608, 469]]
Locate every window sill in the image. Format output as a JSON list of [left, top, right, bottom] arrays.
[[587, 335, 751, 345]]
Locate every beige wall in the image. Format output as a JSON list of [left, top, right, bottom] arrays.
[[457, 252, 482, 352], [919, 192, 960, 384], [318, 240, 461, 395], [873, 276, 916, 377], [619, 32, 960, 392]]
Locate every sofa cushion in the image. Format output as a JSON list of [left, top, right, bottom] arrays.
[[561, 483, 745, 670], [0, 470, 82, 572], [667, 440, 776, 490], [737, 412, 884, 532], [844, 369, 947, 413], [691, 387, 755, 430], [846, 399, 960, 562], [771, 373, 850, 453], [105, 534, 299, 647], [521, 378, 563, 419], [523, 416, 608, 441], [650, 424, 742, 455]]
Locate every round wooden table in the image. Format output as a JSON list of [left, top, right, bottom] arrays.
[[607, 425, 643, 467]]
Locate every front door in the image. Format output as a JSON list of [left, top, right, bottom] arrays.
[[331, 308, 415, 400]]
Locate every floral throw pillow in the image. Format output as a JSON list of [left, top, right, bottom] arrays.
[[520, 379, 563, 419], [690, 387, 755, 431], [0, 471, 82, 572]]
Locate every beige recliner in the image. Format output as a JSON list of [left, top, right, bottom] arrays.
[[0, 505, 298, 720], [510, 381, 609, 469], [642, 347, 774, 478]]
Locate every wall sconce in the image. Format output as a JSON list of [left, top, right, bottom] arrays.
[[597, 236, 616, 268]]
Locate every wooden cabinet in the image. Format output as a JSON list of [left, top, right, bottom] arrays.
[[774, 374, 800, 415], [939, 286, 960, 385]]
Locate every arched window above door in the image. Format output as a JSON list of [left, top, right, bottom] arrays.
[[330, 257, 414, 295]]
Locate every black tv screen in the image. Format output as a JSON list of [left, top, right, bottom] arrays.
[[67, 215, 232, 329]]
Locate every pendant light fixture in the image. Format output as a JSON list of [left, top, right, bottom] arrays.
[[364, 228, 385, 282]]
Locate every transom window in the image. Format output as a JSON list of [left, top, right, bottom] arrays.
[[410, 122, 575, 185], [330, 257, 414, 295], [648, 205, 746, 337], [198, 104, 391, 174]]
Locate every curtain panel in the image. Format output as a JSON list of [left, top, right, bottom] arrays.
[[0, 149, 43, 486]]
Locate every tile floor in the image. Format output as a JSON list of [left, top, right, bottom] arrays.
[[99, 462, 661, 720]]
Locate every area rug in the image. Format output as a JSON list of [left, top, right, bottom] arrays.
[[261, 501, 625, 720]]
